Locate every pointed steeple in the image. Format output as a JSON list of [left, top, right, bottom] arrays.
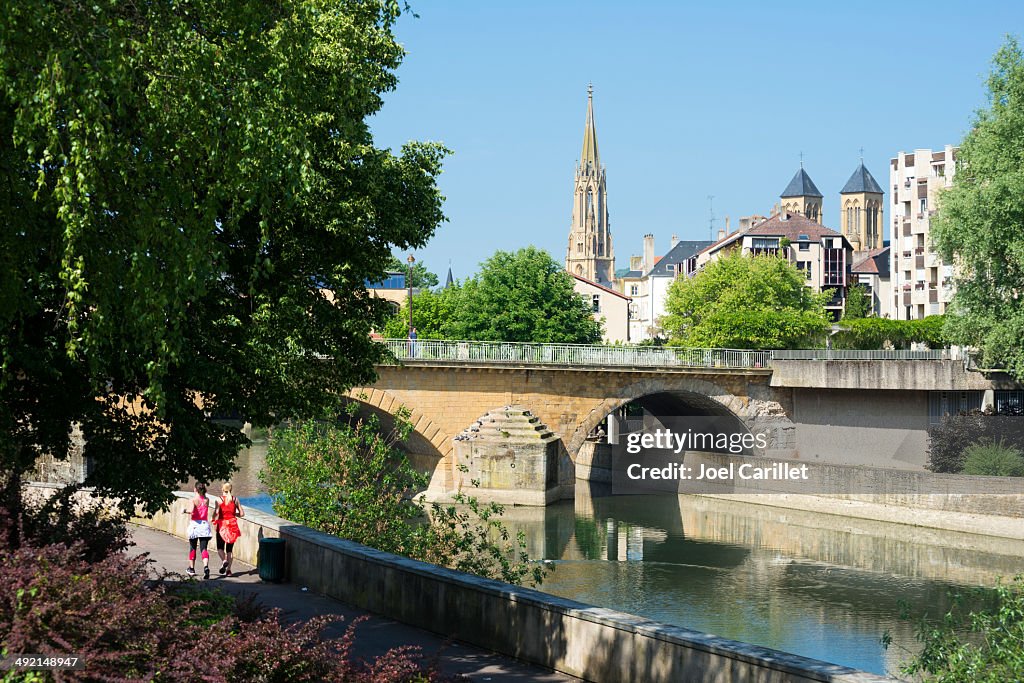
[[840, 160, 884, 252], [566, 84, 613, 284], [580, 83, 600, 170], [841, 162, 884, 194], [444, 266, 454, 288], [781, 168, 823, 198]]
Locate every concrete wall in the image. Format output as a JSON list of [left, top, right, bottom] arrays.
[[133, 491, 891, 683], [770, 359, 991, 391], [791, 388, 929, 469]]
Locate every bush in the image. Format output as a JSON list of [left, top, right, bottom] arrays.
[[928, 412, 1024, 474], [262, 408, 548, 587], [833, 315, 947, 350], [962, 440, 1024, 477], [0, 542, 465, 682], [892, 576, 1024, 682], [1, 485, 130, 562]]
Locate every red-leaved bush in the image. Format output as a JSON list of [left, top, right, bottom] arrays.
[[0, 543, 464, 682]]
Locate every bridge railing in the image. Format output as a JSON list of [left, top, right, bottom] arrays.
[[380, 339, 772, 369], [772, 349, 953, 361]]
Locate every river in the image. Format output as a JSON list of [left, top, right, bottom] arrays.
[[222, 441, 1024, 677]]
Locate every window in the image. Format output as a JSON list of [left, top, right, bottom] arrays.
[[577, 242, 584, 254], [798, 235, 810, 251], [920, 198, 927, 214], [592, 295, 601, 313], [750, 237, 779, 256], [630, 284, 639, 296], [797, 261, 812, 280]]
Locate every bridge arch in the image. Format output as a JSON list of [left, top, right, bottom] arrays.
[[567, 376, 768, 458]]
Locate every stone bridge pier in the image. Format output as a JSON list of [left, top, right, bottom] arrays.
[[349, 364, 793, 501]]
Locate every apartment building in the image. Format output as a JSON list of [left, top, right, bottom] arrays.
[[889, 146, 957, 319], [692, 212, 853, 319]]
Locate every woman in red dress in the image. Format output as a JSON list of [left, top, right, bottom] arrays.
[[213, 482, 244, 576]]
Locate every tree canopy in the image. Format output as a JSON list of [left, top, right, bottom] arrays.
[[382, 247, 602, 343], [663, 251, 832, 349], [843, 284, 872, 320], [0, 1, 446, 512], [932, 37, 1024, 379]]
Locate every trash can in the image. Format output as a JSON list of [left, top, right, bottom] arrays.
[[258, 537, 286, 583]]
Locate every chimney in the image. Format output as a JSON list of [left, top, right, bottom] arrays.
[[671, 234, 679, 248], [717, 228, 726, 240], [725, 215, 731, 234], [643, 234, 655, 271]]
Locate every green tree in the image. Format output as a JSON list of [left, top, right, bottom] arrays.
[[932, 37, 1024, 379], [453, 247, 603, 343], [0, 2, 446, 514], [386, 255, 440, 289], [382, 284, 464, 339], [843, 284, 872, 320], [663, 251, 832, 349], [262, 409, 547, 586]]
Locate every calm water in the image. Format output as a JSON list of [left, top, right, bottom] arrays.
[[226, 444, 1024, 677]]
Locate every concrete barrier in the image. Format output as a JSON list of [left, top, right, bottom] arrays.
[[126, 491, 894, 683]]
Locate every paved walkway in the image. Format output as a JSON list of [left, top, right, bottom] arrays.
[[130, 525, 579, 682]]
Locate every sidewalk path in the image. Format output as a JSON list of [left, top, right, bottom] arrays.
[[130, 525, 580, 682]]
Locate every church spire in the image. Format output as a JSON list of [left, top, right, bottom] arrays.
[[566, 84, 614, 285], [580, 83, 600, 171]]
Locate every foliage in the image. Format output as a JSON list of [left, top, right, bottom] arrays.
[[383, 285, 465, 340], [961, 440, 1024, 477], [1, 486, 129, 563], [262, 410, 548, 586], [832, 316, 948, 350], [894, 576, 1024, 682], [663, 251, 832, 349], [0, 542, 464, 682], [931, 37, 1024, 380], [0, 1, 446, 515], [453, 247, 603, 344], [843, 284, 872, 320], [386, 255, 440, 289], [927, 411, 1024, 473]]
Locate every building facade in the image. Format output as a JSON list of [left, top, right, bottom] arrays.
[[889, 146, 957, 319], [565, 85, 615, 285], [851, 247, 891, 318], [693, 212, 853, 319], [572, 274, 630, 343]]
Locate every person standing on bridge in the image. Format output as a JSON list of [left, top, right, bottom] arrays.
[[409, 326, 418, 358]]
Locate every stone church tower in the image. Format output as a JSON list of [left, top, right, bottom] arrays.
[[839, 161, 884, 253], [565, 85, 614, 285], [780, 166, 824, 224]]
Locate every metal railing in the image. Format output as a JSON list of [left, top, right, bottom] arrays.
[[379, 339, 957, 368], [380, 339, 771, 369], [772, 348, 952, 361]]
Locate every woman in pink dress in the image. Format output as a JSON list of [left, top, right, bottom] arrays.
[[213, 482, 244, 576]]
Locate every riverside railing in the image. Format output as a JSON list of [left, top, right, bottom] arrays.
[[772, 348, 952, 361], [381, 339, 771, 369]]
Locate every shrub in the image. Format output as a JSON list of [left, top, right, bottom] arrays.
[[962, 440, 1024, 477], [263, 408, 549, 587], [1, 485, 129, 562], [833, 315, 947, 350], [0, 542, 465, 682], [892, 576, 1024, 682], [928, 412, 1024, 473]]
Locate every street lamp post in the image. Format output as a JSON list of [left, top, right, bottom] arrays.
[[406, 254, 415, 337]]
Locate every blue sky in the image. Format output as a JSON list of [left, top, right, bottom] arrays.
[[369, 1, 1022, 279]]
